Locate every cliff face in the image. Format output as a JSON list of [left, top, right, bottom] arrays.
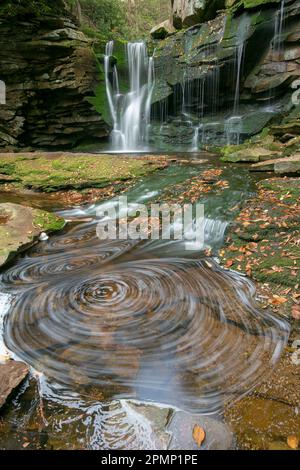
[[149, 0, 300, 147], [172, 0, 225, 28], [0, 1, 108, 151]]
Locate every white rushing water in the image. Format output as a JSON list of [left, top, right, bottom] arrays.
[[273, 0, 286, 54], [0, 291, 12, 361], [104, 41, 155, 151]]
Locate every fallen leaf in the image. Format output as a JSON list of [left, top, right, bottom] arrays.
[[225, 260, 234, 268], [193, 425, 206, 448], [269, 295, 288, 306], [287, 435, 299, 450]]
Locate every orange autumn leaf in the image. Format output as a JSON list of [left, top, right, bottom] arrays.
[[287, 435, 299, 449], [225, 260, 234, 268], [269, 295, 288, 305], [193, 425, 206, 448]]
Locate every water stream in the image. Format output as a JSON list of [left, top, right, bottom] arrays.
[[0, 161, 290, 449]]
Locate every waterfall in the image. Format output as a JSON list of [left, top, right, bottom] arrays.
[[104, 41, 117, 125], [233, 42, 245, 115], [273, 0, 286, 54], [191, 126, 199, 151], [225, 116, 243, 145], [233, 14, 251, 115], [104, 41, 155, 152], [223, 13, 251, 145]]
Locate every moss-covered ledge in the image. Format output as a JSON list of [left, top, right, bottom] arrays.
[[0, 153, 165, 193], [0, 203, 65, 268]]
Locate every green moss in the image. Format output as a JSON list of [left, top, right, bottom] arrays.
[[33, 210, 65, 232], [87, 41, 128, 125], [0, 154, 161, 193], [0, 161, 16, 176], [228, 0, 281, 14]]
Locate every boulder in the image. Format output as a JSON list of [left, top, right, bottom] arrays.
[[250, 153, 300, 173], [0, 361, 29, 409], [172, 0, 225, 29], [222, 146, 280, 163], [168, 410, 234, 450], [151, 19, 175, 39]]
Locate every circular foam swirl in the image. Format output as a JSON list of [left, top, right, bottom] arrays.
[[2, 223, 289, 413]]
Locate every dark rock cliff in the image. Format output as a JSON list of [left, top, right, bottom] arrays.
[[0, 0, 109, 151], [150, 0, 300, 148]]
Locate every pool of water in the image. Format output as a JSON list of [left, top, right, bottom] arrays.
[[0, 158, 290, 450]]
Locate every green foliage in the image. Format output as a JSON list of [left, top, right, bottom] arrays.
[[123, 0, 171, 40], [0, 0, 65, 18], [1, 1, 170, 40], [65, 0, 171, 41], [74, 0, 127, 41]]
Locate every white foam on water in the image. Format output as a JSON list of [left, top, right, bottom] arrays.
[[0, 291, 13, 362]]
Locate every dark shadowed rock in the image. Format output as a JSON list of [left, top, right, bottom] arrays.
[[0, 3, 109, 151], [151, 19, 175, 39], [0, 361, 29, 409]]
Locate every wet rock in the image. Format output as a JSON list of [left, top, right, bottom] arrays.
[[225, 396, 300, 450], [125, 401, 172, 449], [250, 153, 300, 173], [222, 146, 280, 163], [0, 360, 29, 409], [275, 154, 300, 174], [0, 203, 64, 267], [152, 1, 300, 145], [168, 411, 234, 450]]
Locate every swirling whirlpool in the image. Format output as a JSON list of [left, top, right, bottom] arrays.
[[1, 220, 290, 413]]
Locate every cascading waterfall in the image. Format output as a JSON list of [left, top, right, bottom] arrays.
[[225, 13, 251, 145], [103, 6, 287, 153], [233, 43, 245, 115], [104, 41, 155, 151], [268, 0, 286, 103], [191, 126, 199, 151], [273, 0, 286, 54]]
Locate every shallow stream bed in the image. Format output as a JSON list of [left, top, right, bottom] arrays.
[[0, 154, 295, 450]]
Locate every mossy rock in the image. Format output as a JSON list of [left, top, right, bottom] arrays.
[[0, 202, 64, 267], [0, 153, 163, 193]]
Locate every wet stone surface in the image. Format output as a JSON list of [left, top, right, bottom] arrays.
[[0, 361, 29, 409]]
